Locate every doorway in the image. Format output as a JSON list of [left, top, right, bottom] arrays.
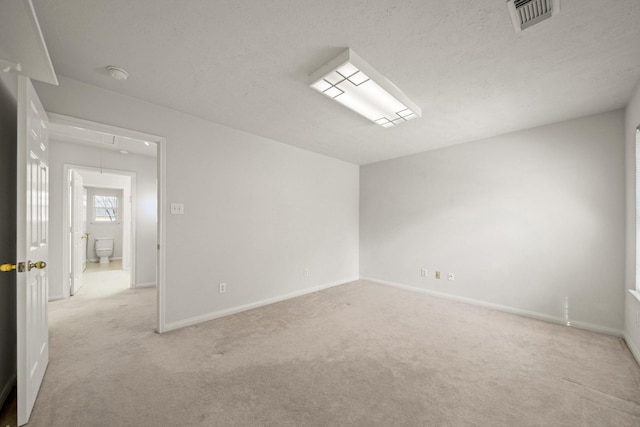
[[47, 113, 165, 331], [64, 166, 135, 297]]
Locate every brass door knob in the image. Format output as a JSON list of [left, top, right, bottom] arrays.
[[1, 262, 25, 272], [28, 261, 47, 271], [1, 263, 16, 272]]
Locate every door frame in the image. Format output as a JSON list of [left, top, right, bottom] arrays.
[[62, 165, 136, 294], [48, 113, 167, 333]]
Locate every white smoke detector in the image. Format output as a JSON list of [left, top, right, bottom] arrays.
[[106, 65, 129, 81], [507, 0, 560, 32]]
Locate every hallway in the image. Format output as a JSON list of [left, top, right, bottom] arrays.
[[77, 260, 129, 297]]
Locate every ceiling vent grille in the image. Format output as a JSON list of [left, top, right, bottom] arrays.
[[507, 0, 559, 32]]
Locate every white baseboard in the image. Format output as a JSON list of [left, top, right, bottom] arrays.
[[362, 277, 623, 337], [135, 282, 156, 288], [623, 332, 640, 366], [0, 374, 15, 409], [162, 276, 359, 333], [48, 294, 63, 302]]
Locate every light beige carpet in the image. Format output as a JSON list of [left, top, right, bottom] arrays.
[[28, 279, 640, 426]]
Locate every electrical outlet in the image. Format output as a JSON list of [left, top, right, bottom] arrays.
[[448, 273, 455, 281], [218, 282, 227, 294], [170, 203, 184, 215], [421, 268, 428, 277], [435, 271, 441, 279], [304, 268, 309, 277]]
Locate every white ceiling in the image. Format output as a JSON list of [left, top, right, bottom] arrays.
[[0, 0, 57, 84], [49, 120, 157, 157], [77, 168, 130, 190], [31, 0, 640, 165]]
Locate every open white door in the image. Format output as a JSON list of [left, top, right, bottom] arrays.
[[82, 186, 87, 272], [70, 169, 85, 295], [17, 76, 49, 426]]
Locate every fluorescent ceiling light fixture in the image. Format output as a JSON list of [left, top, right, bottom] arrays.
[[310, 49, 421, 128]]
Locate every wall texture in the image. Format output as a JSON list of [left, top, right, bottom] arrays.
[[361, 110, 625, 334], [0, 72, 17, 408], [36, 77, 360, 330], [48, 140, 158, 299], [625, 82, 640, 360]]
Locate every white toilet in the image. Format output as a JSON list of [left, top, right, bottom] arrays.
[[95, 237, 114, 264]]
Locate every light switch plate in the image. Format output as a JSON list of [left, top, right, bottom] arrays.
[[170, 203, 184, 215]]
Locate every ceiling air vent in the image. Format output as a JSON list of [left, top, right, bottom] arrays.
[[507, 0, 559, 32]]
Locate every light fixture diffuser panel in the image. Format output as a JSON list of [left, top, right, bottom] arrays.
[[310, 49, 421, 128]]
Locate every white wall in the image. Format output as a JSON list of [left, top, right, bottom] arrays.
[[48, 140, 157, 299], [35, 77, 360, 329], [361, 110, 625, 334], [85, 187, 124, 260], [625, 82, 640, 361], [0, 72, 17, 407]]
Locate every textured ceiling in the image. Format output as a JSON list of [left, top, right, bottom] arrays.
[[31, 0, 640, 165]]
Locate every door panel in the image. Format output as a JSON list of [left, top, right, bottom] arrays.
[[17, 76, 49, 426]]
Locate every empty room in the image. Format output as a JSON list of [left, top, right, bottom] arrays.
[[1, 0, 640, 426]]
